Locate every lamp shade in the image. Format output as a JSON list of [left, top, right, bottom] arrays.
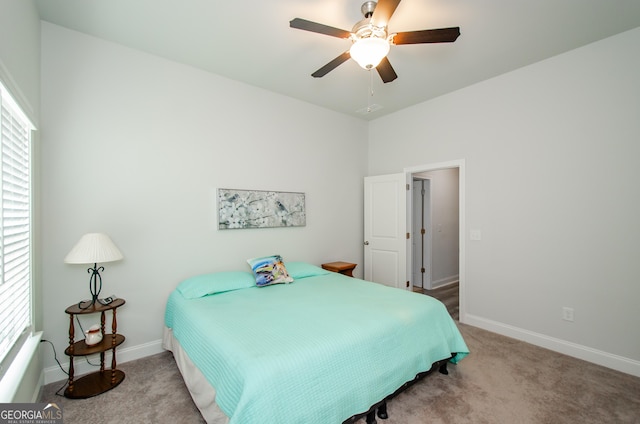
[[64, 233, 124, 264], [349, 37, 390, 70]]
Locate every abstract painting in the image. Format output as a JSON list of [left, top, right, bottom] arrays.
[[218, 188, 306, 229]]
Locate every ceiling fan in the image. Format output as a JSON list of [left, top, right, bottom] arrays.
[[289, 0, 460, 83]]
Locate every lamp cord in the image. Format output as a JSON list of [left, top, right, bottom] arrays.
[[40, 318, 103, 397], [40, 339, 68, 397], [74, 316, 101, 367]]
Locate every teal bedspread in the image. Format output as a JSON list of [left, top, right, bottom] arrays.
[[165, 272, 468, 424]]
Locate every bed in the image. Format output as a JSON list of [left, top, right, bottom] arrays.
[[163, 260, 468, 424]]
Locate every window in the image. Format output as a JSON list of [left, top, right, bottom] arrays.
[[0, 80, 34, 371]]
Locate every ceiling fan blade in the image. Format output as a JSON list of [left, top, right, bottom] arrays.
[[370, 0, 402, 27], [289, 18, 352, 39], [311, 51, 351, 78], [392, 27, 461, 45], [376, 57, 398, 83]]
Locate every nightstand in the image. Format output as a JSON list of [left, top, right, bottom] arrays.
[[321, 261, 357, 277], [64, 298, 126, 398]]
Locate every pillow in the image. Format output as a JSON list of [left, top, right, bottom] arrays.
[[177, 271, 255, 299], [247, 255, 293, 287], [285, 261, 330, 279]]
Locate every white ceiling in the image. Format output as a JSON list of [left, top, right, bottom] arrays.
[[35, 0, 640, 121]]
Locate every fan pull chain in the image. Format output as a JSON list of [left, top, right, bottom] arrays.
[[367, 69, 374, 113]]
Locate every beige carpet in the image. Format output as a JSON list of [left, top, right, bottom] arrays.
[[40, 323, 640, 423]]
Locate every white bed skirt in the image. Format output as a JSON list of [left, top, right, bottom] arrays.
[[162, 327, 230, 424]]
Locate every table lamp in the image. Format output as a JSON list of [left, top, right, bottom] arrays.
[[64, 233, 123, 308]]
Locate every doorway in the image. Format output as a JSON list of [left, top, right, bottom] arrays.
[[363, 160, 465, 321], [406, 160, 464, 322]]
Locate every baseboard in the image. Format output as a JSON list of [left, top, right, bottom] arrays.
[[43, 339, 165, 385], [464, 314, 640, 377], [428, 275, 459, 290], [428, 278, 459, 290]]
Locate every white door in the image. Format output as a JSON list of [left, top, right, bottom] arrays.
[[364, 173, 407, 289]]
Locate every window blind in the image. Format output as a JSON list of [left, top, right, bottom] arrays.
[[0, 81, 33, 367]]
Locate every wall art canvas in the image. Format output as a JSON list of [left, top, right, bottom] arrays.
[[218, 188, 306, 229]]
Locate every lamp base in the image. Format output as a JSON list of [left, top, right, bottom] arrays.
[[79, 263, 104, 309], [77, 295, 99, 310]]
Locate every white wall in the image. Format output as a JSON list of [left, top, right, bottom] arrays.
[[0, 0, 43, 402], [0, 0, 40, 124], [40, 22, 368, 381], [369, 27, 640, 375]]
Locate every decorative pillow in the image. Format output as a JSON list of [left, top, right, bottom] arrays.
[[177, 271, 256, 299], [285, 261, 330, 279], [247, 255, 294, 287]]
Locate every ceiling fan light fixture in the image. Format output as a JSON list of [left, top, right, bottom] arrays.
[[350, 37, 390, 70], [290, 0, 460, 82]]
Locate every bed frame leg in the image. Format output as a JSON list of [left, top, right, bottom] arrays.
[[377, 401, 388, 419], [366, 410, 377, 424], [439, 361, 449, 375]]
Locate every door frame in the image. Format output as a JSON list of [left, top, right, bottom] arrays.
[[405, 159, 465, 323], [411, 177, 432, 289]]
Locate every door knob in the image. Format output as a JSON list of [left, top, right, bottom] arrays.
[[364, 241, 369, 245]]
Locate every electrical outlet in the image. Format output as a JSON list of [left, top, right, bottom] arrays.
[[562, 307, 574, 322]]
